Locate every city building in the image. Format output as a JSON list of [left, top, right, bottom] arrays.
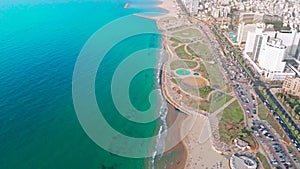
[[257, 38, 287, 73], [229, 154, 258, 169], [211, 6, 231, 18], [243, 23, 296, 81], [182, 0, 199, 16], [233, 138, 250, 151], [277, 29, 300, 58], [282, 77, 300, 97], [237, 12, 264, 45]]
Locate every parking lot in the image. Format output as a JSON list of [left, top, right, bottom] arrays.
[[252, 121, 297, 168]]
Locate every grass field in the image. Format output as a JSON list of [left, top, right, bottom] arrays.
[[171, 78, 180, 85], [199, 100, 210, 111], [172, 28, 204, 38], [257, 99, 284, 138], [198, 86, 212, 98], [188, 42, 225, 89], [186, 45, 198, 57], [257, 99, 272, 121], [174, 45, 194, 60], [170, 60, 198, 70], [179, 81, 211, 98], [197, 90, 233, 113], [221, 100, 244, 121], [170, 37, 182, 43], [218, 100, 246, 144], [188, 42, 211, 61], [193, 62, 209, 80], [209, 92, 233, 113], [256, 152, 271, 169], [198, 92, 233, 112], [205, 62, 225, 89]]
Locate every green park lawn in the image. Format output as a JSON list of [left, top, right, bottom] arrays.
[[218, 100, 248, 144], [256, 152, 271, 169], [170, 60, 198, 70], [174, 45, 194, 60]]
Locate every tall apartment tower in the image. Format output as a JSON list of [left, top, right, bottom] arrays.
[[258, 38, 287, 73], [243, 23, 296, 80], [277, 29, 300, 58]]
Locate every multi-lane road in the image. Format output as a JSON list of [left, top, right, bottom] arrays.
[[209, 22, 300, 150], [187, 15, 300, 168], [254, 83, 300, 152]]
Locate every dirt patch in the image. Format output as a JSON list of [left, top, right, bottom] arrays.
[[182, 76, 209, 87]]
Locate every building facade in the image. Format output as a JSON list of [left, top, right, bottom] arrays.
[[229, 154, 258, 169], [257, 38, 287, 72], [282, 77, 300, 97], [243, 23, 296, 81], [237, 12, 264, 45]]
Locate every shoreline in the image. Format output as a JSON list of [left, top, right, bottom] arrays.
[[143, 0, 190, 168], [143, 0, 231, 168], [152, 0, 192, 169], [155, 1, 190, 168]]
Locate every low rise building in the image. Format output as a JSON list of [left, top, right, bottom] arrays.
[[229, 154, 258, 169], [233, 138, 250, 151]]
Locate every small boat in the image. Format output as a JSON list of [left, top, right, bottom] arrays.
[[124, 3, 129, 8]]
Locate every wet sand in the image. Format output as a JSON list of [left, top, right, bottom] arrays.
[[145, 103, 188, 169]]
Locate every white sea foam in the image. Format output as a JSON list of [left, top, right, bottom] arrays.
[[150, 47, 168, 169]]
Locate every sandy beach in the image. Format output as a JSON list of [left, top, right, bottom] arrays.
[[182, 115, 230, 169]]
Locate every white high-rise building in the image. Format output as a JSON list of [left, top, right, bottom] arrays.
[[243, 24, 296, 81], [258, 38, 287, 72], [277, 29, 300, 57], [244, 23, 276, 61], [245, 23, 300, 59]]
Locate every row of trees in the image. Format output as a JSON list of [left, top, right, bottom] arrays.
[[258, 87, 300, 141], [277, 93, 300, 121]]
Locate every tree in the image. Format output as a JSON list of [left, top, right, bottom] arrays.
[[291, 110, 295, 118], [286, 104, 292, 113], [295, 114, 300, 120], [291, 126, 295, 131], [277, 94, 282, 100]]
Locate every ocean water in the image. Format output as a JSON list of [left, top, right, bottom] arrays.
[[0, 1, 165, 168]]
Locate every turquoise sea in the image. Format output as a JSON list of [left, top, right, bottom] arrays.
[[0, 1, 165, 168]]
